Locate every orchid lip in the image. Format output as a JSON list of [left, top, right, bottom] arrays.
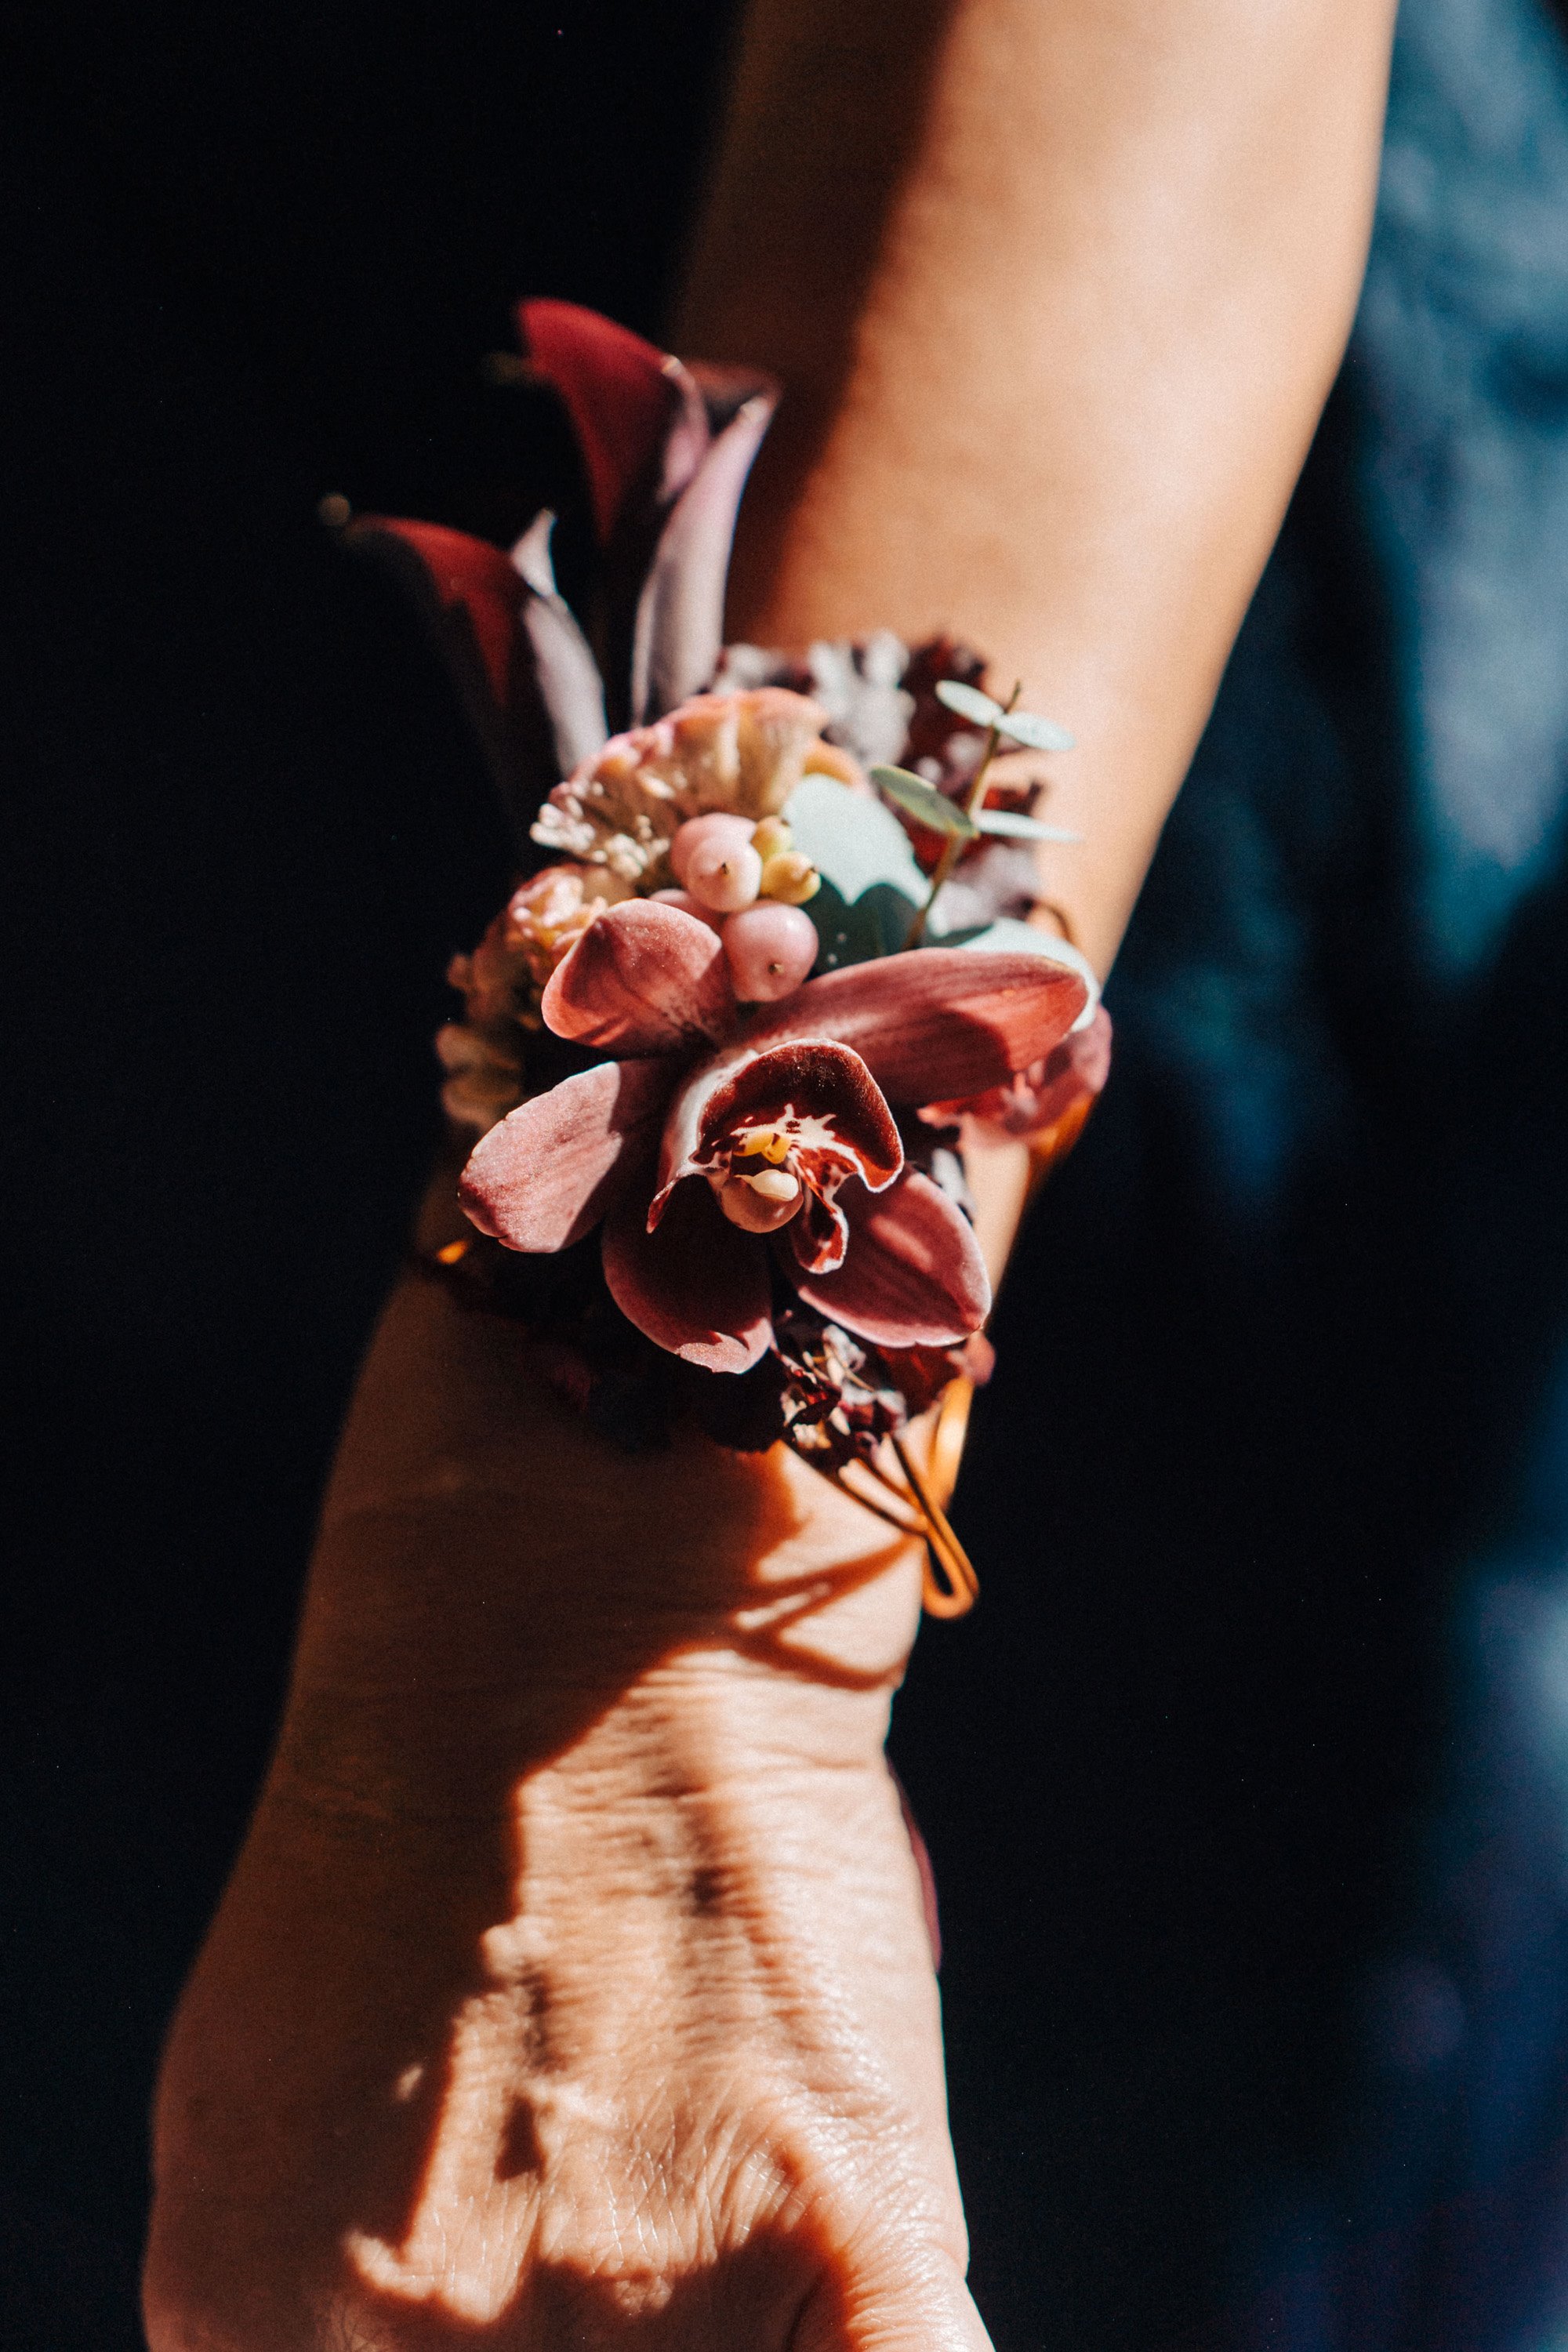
[[713, 1166, 802, 1233], [649, 1037, 905, 1232]]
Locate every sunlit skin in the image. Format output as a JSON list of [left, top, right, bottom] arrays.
[[144, 2, 1398, 2345]]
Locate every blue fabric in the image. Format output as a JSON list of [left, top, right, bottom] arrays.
[[1363, 0, 1568, 986], [895, 5, 1568, 2343], [1128, 0, 1568, 2338]]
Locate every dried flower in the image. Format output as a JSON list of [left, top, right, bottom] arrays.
[[434, 1020, 527, 1134], [437, 864, 628, 1134], [710, 633, 916, 770], [772, 1316, 909, 1470], [532, 688, 861, 886]]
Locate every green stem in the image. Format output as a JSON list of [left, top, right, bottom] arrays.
[[903, 681, 1022, 949]]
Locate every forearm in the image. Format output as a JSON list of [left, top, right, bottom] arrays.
[[267, 1172, 924, 1826], [677, 0, 1396, 971]]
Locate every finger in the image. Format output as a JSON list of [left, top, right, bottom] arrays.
[[792, 2235, 995, 2352]]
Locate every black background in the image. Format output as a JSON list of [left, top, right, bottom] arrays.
[[4, 3, 746, 2338]]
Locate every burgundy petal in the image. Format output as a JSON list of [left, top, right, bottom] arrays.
[[459, 1060, 671, 1252], [344, 516, 538, 796], [344, 514, 602, 849], [601, 1169, 773, 1374], [790, 1171, 991, 1348], [652, 1039, 903, 1222], [746, 948, 1088, 1107], [517, 300, 696, 544], [543, 900, 736, 1057], [789, 1187, 849, 1277], [345, 518, 523, 710]]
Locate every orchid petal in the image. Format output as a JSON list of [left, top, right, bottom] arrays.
[[459, 1059, 671, 1252], [925, 1005, 1112, 1142], [950, 917, 1102, 1030], [543, 900, 736, 1056], [746, 947, 1087, 1106], [602, 1171, 773, 1373], [652, 1039, 902, 1224], [1014, 1004, 1112, 1133], [789, 1186, 850, 1276], [791, 1170, 991, 1348]]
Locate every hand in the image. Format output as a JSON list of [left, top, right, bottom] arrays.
[[143, 1270, 993, 2351]]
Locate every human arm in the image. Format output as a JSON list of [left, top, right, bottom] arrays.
[[681, 0, 1393, 972], [144, 5, 1396, 2347]]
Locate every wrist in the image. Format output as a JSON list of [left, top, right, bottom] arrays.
[[269, 1273, 924, 1824]]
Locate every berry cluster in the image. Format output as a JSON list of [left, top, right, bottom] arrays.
[[651, 811, 821, 1003]]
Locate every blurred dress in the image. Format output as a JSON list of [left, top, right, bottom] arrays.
[[890, 0, 1568, 2343]]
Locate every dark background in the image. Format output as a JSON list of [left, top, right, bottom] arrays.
[[3, 4, 745, 2339]]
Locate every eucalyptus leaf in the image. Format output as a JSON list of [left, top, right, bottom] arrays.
[[783, 771, 930, 902], [975, 808, 1083, 842], [993, 708, 1075, 753], [869, 764, 978, 840], [933, 678, 1004, 728], [932, 676, 1074, 750]]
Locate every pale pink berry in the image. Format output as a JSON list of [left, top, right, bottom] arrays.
[[688, 850, 763, 916], [648, 886, 724, 933], [721, 901, 819, 1001], [670, 812, 756, 886]]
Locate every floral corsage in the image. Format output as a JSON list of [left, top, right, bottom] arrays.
[[344, 302, 1111, 1610]]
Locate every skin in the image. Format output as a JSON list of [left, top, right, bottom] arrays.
[[145, 4, 1398, 2346]]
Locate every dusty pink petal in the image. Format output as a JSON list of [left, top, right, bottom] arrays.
[[601, 1169, 773, 1373], [746, 949, 1087, 1108], [459, 1059, 671, 1252], [790, 1170, 991, 1348], [929, 1004, 1113, 1137], [542, 899, 736, 1056], [652, 1039, 902, 1224]]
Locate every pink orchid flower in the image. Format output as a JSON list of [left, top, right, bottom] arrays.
[[459, 898, 1088, 1374]]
